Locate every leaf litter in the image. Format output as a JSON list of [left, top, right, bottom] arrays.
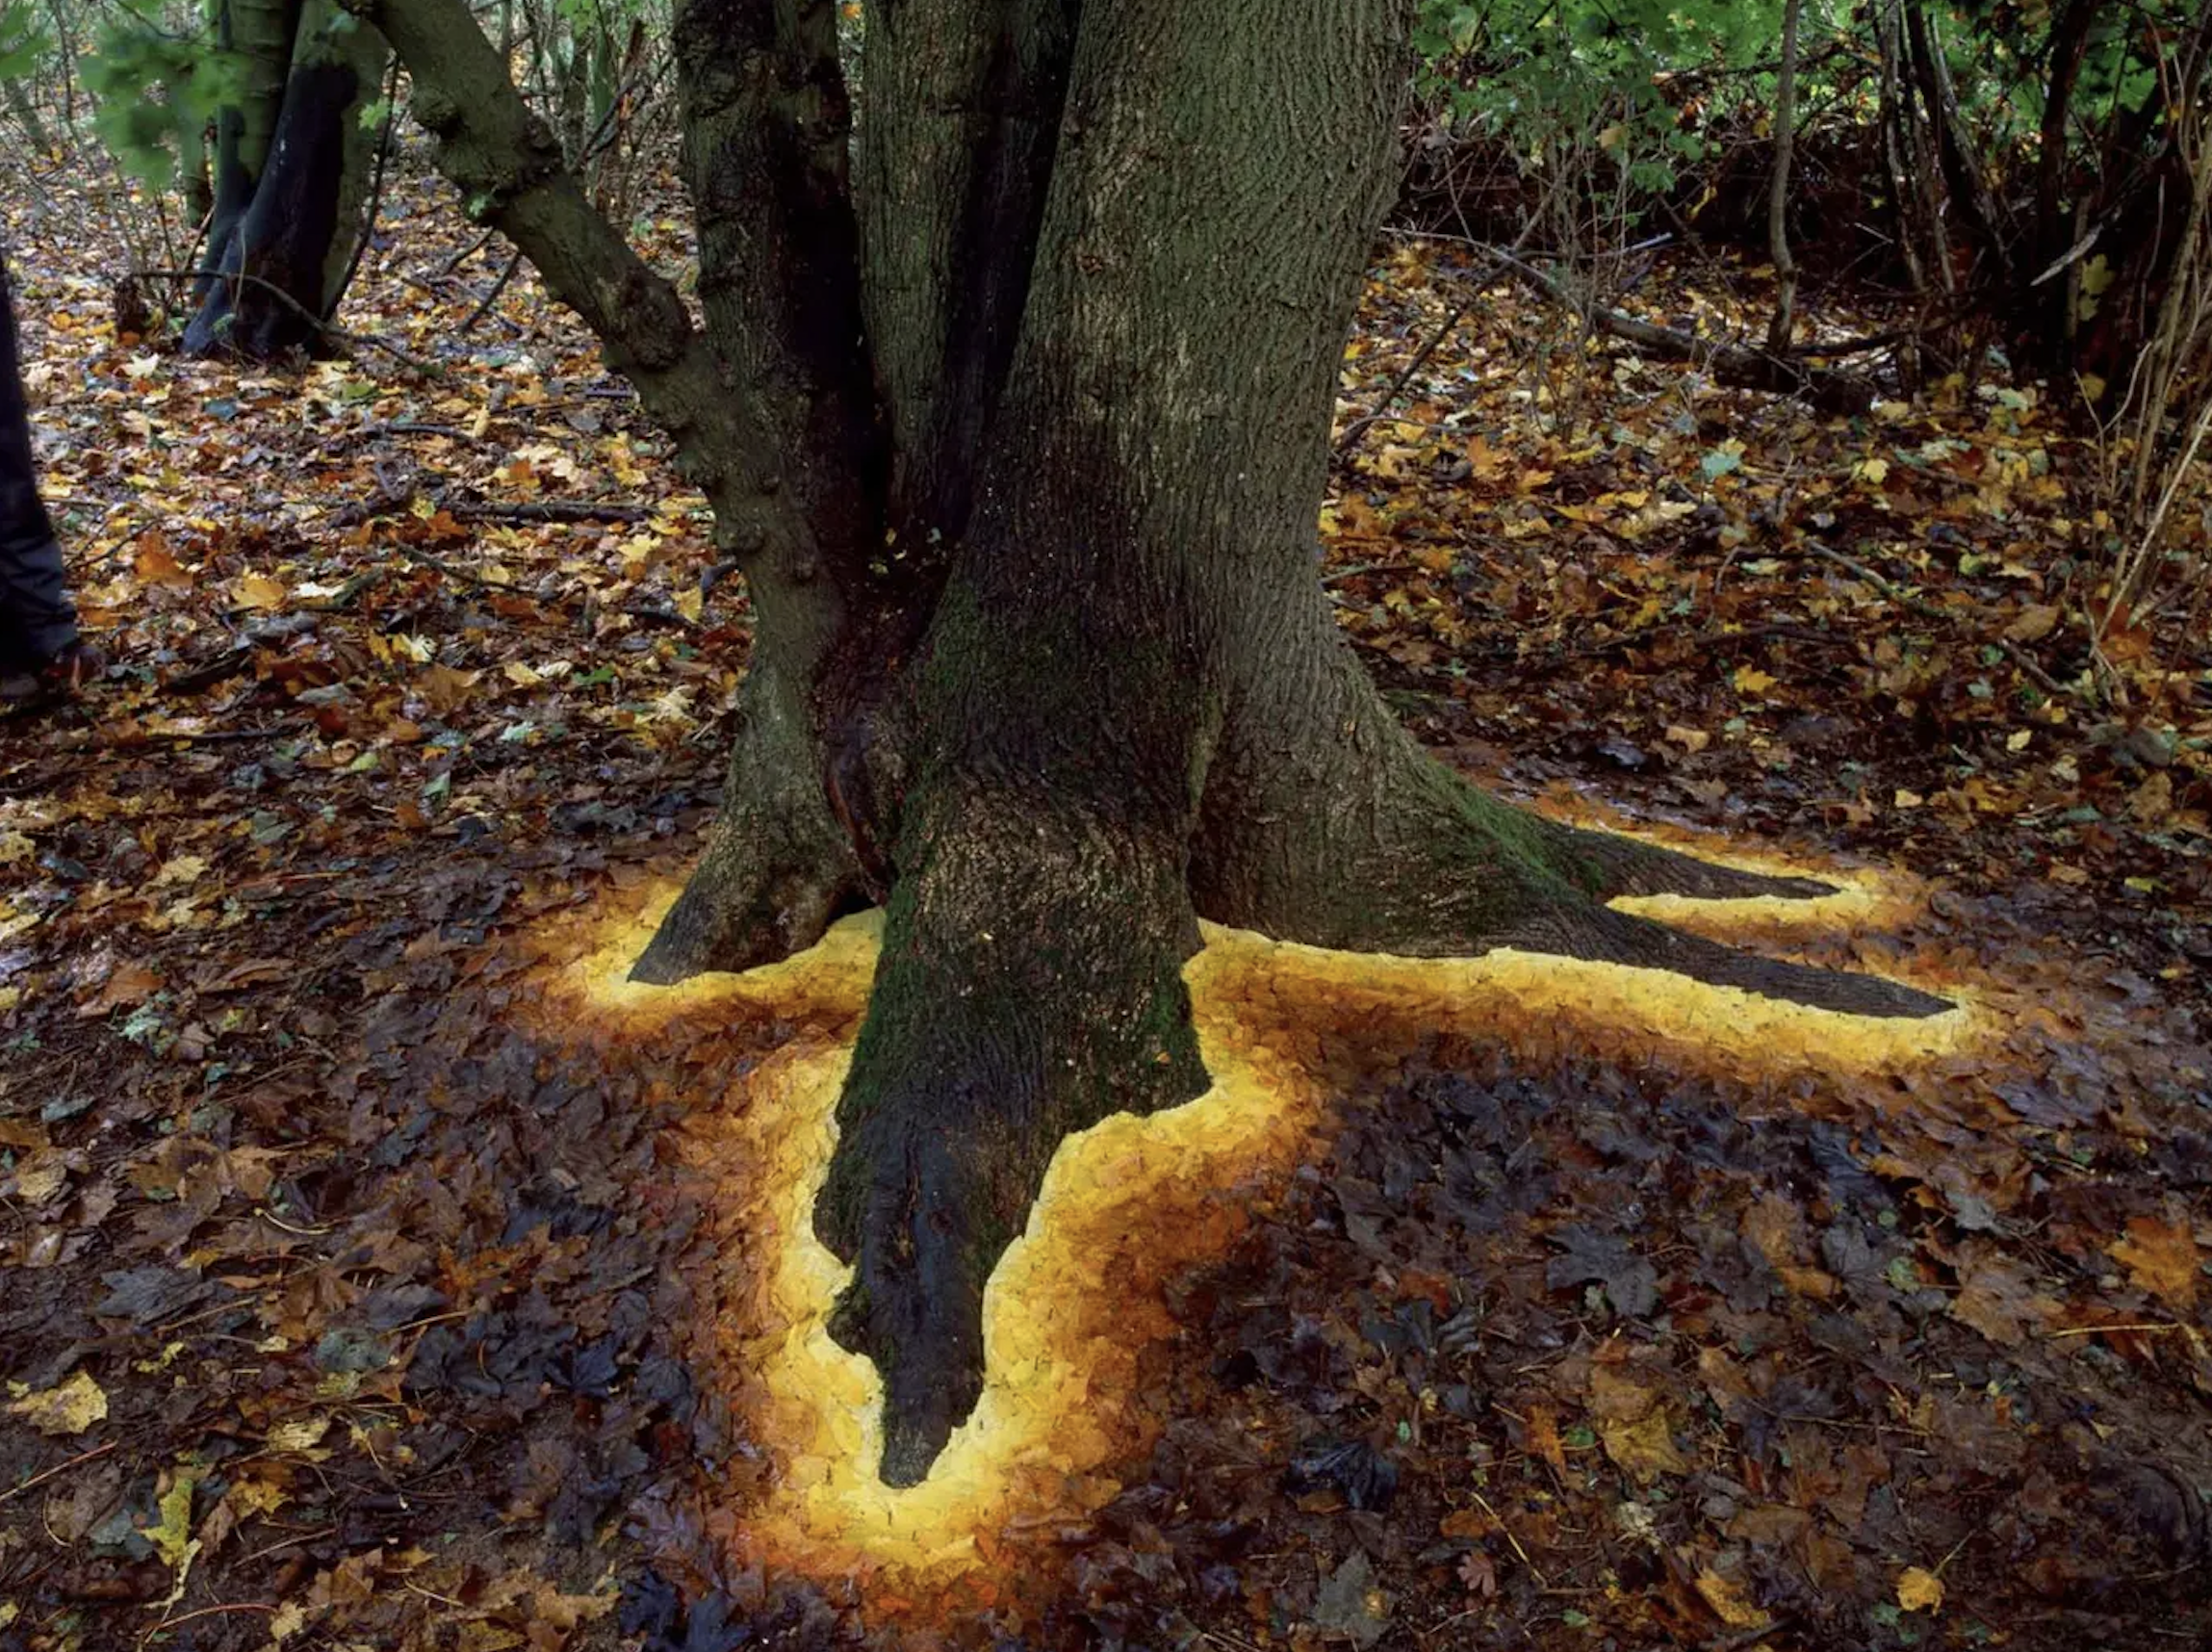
[[0, 155, 2207, 1652]]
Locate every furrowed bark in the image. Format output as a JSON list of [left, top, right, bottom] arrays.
[[673, 0, 880, 594], [362, 0, 867, 977], [1189, 587, 1949, 1020], [855, 0, 1080, 547], [817, 0, 1411, 1485]]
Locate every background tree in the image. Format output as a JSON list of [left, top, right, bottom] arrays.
[[356, 0, 1944, 1487], [177, 0, 391, 356]]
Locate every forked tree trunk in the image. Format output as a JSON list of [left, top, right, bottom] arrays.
[[365, 0, 1949, 1488], [187, 0, 390, 357]]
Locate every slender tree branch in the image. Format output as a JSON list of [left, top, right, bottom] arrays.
[[1484, 246, 1877, 414], [130, 267, 440, 374]]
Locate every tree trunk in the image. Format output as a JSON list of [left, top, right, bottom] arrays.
[[1765, 0, 1804, 355], [186, 0, 390, 357], [194, 0, 300, 305], [368, 0, 1953, 1492], [4, 76, 52, 156]]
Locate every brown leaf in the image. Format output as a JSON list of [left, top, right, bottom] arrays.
[[1524, 1404, 1566, 1472], [1600, 1408, 1689, 1482], [1695, 1566, 1769, 1630], [415, 662, 480, 713], [133, 533, 193, 589], [2109, 1216, 2200, 1308], [1456, 1549, 1498, 1599], [1587, 1361, 1660, 1423], [77, 962, 163, 1019]]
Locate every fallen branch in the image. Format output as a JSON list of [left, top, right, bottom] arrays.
[[449, 498, 651, 525], [128, 268, 443, 377], [329, 484, 651, 530], [1488, 247, 1878, 415], [396, 545, 695, 630]]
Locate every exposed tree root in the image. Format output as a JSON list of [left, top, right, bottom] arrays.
[[1192, 611, 1940, 1017], [811, 801, 1208, 1484], [630, 667, 863, 985], [1502, 903, 1951, 1019], [1536, 815, 1837, 904]]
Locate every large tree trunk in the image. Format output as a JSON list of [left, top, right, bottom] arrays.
[[367, 0, 1952, 1492], [186, 0, 390, 357]]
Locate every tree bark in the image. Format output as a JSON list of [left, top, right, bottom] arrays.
[[358, 0, 873, 980], [369, 0, 1955, 1493], [1764, 0, 1804, 355], [200, 0, 302, 288], [186, 0, 391, 356]]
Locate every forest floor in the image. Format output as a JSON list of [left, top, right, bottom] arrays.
[[2, 154, 2209, 1652]]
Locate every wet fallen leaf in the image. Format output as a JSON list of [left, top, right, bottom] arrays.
[[6, 1369, 109, 1435], [1696, 1567, 1769, 1629]]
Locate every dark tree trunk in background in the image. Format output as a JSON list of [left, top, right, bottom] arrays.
[[1765, 0, 1803, 353], [364, 0, 1950, 1487], [187, 0, 390, 357]]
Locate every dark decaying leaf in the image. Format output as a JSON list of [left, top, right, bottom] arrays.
[[1284, 1436, 1401, 1511], [1543, 1224, 1660, 1317]]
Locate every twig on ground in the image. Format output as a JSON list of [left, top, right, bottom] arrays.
[[0, 1441, 118, 1506], [129, 268, 443, 377], [1487, 245, 1879, 414], [1999, 636, 2071, 699], [460, 248, 525, 336], [164, 646, 256, 696]]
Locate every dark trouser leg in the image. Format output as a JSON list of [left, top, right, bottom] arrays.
[[0, 246, 76, 673]]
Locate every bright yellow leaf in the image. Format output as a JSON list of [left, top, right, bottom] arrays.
[[6, 1369, 108, 1436], [1896, 1566, 1944, 1613], [1732, 665, 1777, 697]]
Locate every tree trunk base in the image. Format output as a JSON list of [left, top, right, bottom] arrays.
[[630, 663, 862, 984], [651, 615, 1949, 1484], [811, 800, 1208, 1484]]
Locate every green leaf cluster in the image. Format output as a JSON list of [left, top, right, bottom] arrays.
[[80, 2, 245, 188], [0, 0, 54, 84]]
